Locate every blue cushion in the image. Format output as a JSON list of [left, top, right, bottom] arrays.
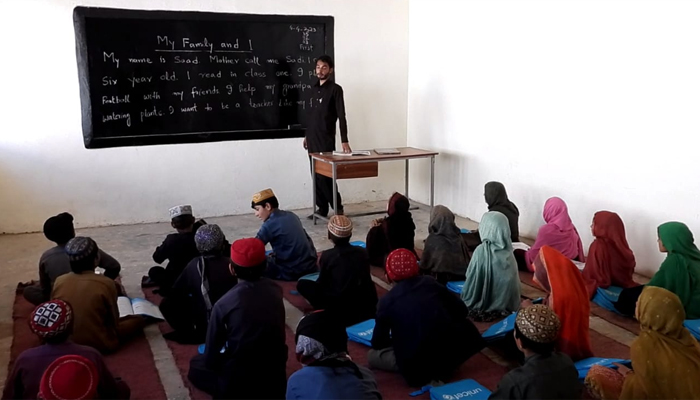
[[482, 313, 516, 342], [684, 319, 700, 340], [198, 344, 227, 355], [265, 249, 273, 256], [447, 281, 464, 294], [346, 319, 375, 347], [298, 272, 320, 282], [591, 286, 624, 314], [429, 379, 491, 400], [350, 241, 366, 248], [574, 357, 631, 380]]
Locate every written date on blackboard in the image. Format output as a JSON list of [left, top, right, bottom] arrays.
[[97, 33, 323, 129]]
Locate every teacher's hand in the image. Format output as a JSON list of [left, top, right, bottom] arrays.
[[342, 142, 352, 153], [303, 138, 308, 150]]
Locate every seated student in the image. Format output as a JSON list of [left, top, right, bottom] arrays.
[[38, 355, 100, 400], [420, 205, 470, 284], [2, 300, 130, 399], [297, 216, 378, 326], [23, 212, 122, 306], [524, 197, 585, 271], [159, 224, 237, 344], [146, 205, 201, 294], [529, 246, 593, 361], [369, 249, 484, 387], [287, 310, 381, 400], [615, 221, 700, 319], [462, 182, 521, 252], [252, 188, 318, 281], [587, 286, 700, 400], [52, 237, 146, 354], [582, 211, 638, 298], [366, 192, 416, 267], [489, 305, 581, 400], [461, 211, 521, 321], [188, 238, 287, 399]]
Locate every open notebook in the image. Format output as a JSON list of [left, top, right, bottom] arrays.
[[331, 150, 371, 156], [117, 297, 163, 320]]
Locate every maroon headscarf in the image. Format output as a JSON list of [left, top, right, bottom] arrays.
[[582, 211, 637, 298]]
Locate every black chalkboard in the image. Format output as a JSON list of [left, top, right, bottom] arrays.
[[73, 7, 334, 148]]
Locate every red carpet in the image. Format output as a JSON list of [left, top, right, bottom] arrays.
[[9, 290, 167, 399]]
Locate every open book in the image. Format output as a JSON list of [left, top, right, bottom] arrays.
[[117, 297, 163, 320], [332, 150, 371, 156]]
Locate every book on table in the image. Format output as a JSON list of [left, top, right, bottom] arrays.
[[331, 150, 371, 156], [117, 297, 164, 320], [374, 148, 401, 155]]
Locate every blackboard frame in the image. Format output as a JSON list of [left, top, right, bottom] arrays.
[[73, 6, 334, 149]]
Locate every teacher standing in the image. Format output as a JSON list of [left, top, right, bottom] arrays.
[[303, 55, 351, 218]]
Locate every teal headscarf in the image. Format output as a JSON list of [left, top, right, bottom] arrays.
[[461, 211, 521, 317], [648, 222, 700, 319]]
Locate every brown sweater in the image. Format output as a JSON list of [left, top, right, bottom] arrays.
[[52, 271, 122, 353]]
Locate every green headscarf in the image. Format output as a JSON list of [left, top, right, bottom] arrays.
[[461, 211, 520, 317], [648, 222, 700, 319]]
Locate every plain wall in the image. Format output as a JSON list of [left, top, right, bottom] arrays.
[[408, 0, 700, 276], [0, 0, 409, 233]]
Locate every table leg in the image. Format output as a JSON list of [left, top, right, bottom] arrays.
[[430, 155, 435, 210], [311, 157, 317, 225], [405, 159, 409, 199], [332, 162, 338, 216]]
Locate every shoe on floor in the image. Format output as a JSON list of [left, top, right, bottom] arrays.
[[306, 210, 329, 219]]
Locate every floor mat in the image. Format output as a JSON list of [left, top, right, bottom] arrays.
[[9, 290, 167, 399]]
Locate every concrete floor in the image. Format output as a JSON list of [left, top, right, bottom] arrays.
[[0, 200, 479, 397]]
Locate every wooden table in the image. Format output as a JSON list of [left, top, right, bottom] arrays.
[[309, 147, 439, 223]]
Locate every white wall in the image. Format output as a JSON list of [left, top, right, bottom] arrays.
[[408, 0, 700, 277], [0, 0, 408, 233]]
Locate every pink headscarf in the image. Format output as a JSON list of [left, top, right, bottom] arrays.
[[525, 197, 585, 271]]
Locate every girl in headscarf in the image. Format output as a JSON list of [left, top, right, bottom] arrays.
[[485, 182, 520, 242], [586, 286, 700, 400], [287, 311, 381, 400], [615, 221, 700, 319], [525, 197, 585, 271], [531, 246, 593, 361], [582, 211, 638, 299], [462, 182, 520, 253], [366, 192, 416, 267], [461, 211, 521, 322], [420, 205, 470, 284]]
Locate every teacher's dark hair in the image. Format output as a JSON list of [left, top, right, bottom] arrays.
[[316, 55, 334, 69]]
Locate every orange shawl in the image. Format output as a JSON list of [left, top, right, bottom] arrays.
[[533, 246, 593, 361]]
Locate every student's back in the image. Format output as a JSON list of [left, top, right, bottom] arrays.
[[489, 305, 582, 400], [257, 209, 317, 277], [52, 272, 121, 353], [317, 243, 377, 325], [287, 364, 380, 400], [373, 274, 483, 385], [152, 231, 199, 282], [489, 352, 579, 399]]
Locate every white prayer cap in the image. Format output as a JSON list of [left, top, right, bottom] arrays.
[[169, 205, 193, 219]]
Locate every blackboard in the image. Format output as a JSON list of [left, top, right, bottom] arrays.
[[73, 7, 334, 148]]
